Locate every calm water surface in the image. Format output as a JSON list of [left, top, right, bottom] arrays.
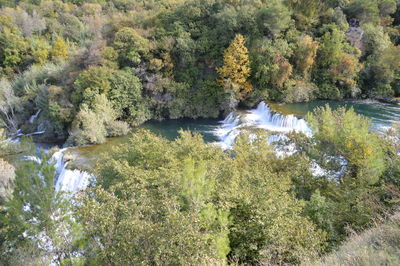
[[270, 100, 400, 131], [68, 100, 400, 169]]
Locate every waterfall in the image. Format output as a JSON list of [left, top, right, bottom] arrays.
[[213, 101, 311, 149], [212, 102, 351, 178], [21, 148, 92, 193], [246, 102, 311, 133], [29, 109, 41, 124], [50, 149, 92, 193]]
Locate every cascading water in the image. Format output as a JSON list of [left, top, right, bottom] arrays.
[[21, 148, 92, 193], [29, 109, 41, 124], [212, 102, 350, 178], [50, 149, 92, 193], [213, 101, 311, 149]]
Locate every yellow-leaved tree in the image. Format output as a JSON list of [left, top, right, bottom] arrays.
[[51, 36, 69, 61], [217, 34, 253, 99]]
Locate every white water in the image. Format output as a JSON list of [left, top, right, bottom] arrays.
[[213, 102, 311, 149], [50, 149, 92, 193], [39, 102, 311, 194], [212, 102, 349, 178], [29, 109, 41, 124], [20, 148, 92, 193]]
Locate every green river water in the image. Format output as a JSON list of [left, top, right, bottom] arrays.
[[65, 100, 399, 169]]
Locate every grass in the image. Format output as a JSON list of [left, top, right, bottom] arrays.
[[307, 212, 400, 266]]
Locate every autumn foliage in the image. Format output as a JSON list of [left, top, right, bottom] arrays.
[[294, 35, 319, 77], [217, 34, 253, 99]]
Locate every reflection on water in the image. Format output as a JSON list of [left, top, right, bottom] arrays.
[[66, 100, 400, 170], [67, 118, 221, 169], [270, 100, 400, 131]]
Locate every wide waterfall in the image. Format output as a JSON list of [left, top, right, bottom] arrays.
[[22, 102, 312, 192], [213, 101, 311, 149]]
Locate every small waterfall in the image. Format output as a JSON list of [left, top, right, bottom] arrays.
[[214, 112, 241, 149], [213, 101, 311, 148], [21, 149, 92, 193], [29, 109, 41, 124], [50, 149, 92, 193], [246, 102, 310, 133]]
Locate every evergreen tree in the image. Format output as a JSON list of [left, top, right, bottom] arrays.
[[217, 34, 253, 101]]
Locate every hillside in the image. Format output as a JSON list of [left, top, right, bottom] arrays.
[[312, 212, 400, 266], [0, 0, 399, 145]]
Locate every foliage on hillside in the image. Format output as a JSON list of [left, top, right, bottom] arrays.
[[0, 107, 399, 264], [0, 0, 399, 144]]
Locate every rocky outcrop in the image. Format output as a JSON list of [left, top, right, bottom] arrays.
[[345, 26, 364, 53]]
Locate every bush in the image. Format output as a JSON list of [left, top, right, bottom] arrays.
[[0, 158, 15, 204], [311, 213, 400, 266], [68, 94, 129, 145], [284, 80, 317, 103]]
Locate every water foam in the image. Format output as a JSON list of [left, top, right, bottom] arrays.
[[213, 101, 311, 148], [50, 149, 92, 193]]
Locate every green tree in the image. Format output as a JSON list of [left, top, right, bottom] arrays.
[[252, 39, 293, 101], [68, 94, 129, 145], [228, 134, 326, 264], [0, 156, 85, 265], [30, 38, 51, 65], [113, 27, 149, 67], [72, 66, 113, 106], [314, 27, 361, 98], [78, 130, 229, 264], [307, 105, 385, 184], [256, 0, 292, 37], [109, 69, 150, 126], [294, 35, 319, 77], [0, 15, 28, 72], [78, 130, 326, 265], [0, 158, 14, 205], [361, 45, 400, 97]]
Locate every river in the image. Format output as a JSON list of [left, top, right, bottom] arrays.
[[12, 99, 398, 193], [65, 100, 399, 171]]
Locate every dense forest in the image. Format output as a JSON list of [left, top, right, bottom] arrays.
[[1, 0, 400, 265], [0, 0, 399, 144], [0, 107, 400, 265]]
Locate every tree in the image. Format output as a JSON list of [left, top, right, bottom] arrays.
[[306, 105, 385, 184], [68, 94, 129, 145], [50, 36, 69, 61], [294, 35, 319, 77], [78, 130, 229, 264], [314, 27, 361, 98], [0, 15, 28, 72], [344, 0, 396, 23], [30, 38, 50, 65], [256, 0, 292, 37], [290, 0, 326, 30], [252, 39, 293, 101], [78, 130, 326, 265], [361, 45, 400, 97], [72, 66, 113, 106], [0, 158, 14, 205], [113, 27, 149, 67], [108, 69, 150, 126], [228, 134, 326, 264], [0, 156, 85, 265], [0, 79, 20, 133], [217, 34, 253, 102]]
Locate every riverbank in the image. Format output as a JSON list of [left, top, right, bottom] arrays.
[[46, 100, 400, 173]]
